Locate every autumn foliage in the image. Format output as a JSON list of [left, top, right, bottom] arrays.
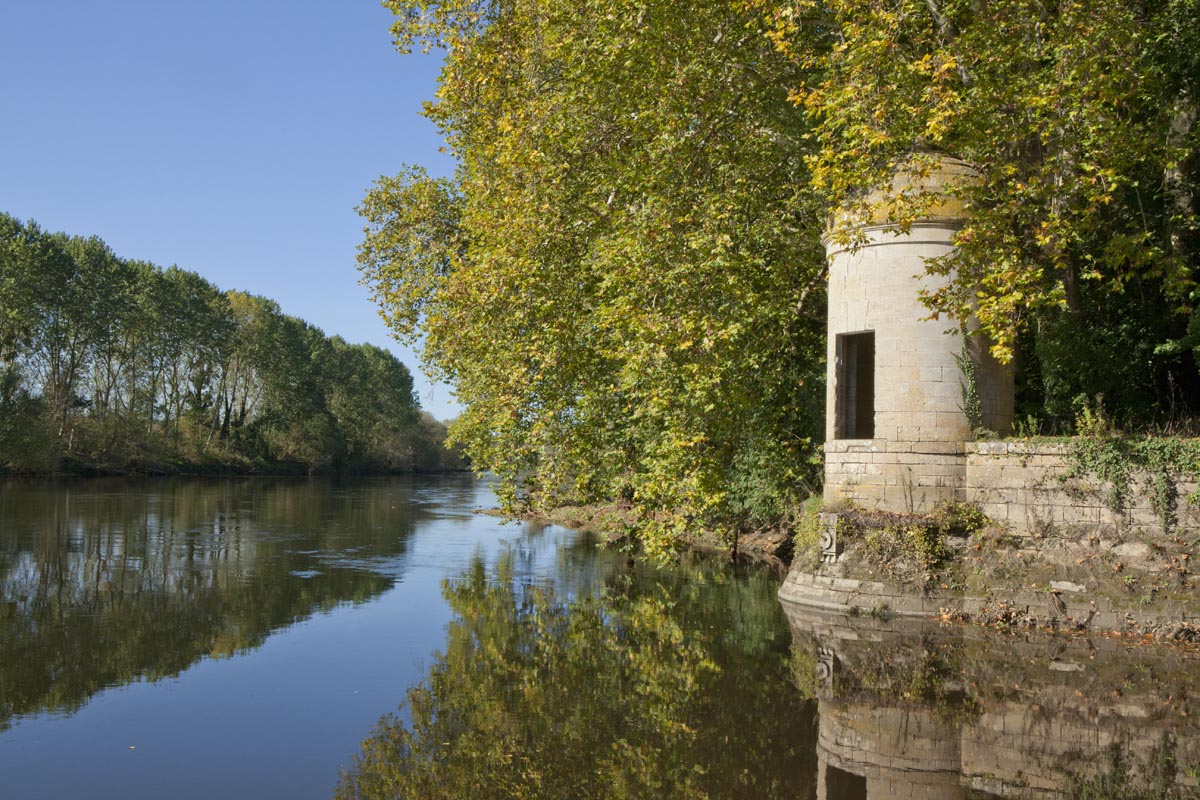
[[361, 0, 1199, 552]]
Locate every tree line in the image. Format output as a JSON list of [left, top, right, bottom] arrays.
[[0, 212, 464, 475], [358, 0, 1198, 554]]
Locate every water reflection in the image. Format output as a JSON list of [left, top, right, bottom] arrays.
[[338, 552, 818, 800], [783, 605, 1200, 799], [0, 476, 434, 731]]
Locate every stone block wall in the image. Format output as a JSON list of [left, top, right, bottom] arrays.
[[963, 441, 1200, 536], [823, 155, 1014, 449], [825, 439, 965, 512], [824, 439, 1199, 535], [825, 225, 972, 445]]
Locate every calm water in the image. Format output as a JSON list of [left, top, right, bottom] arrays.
[[785, 608, 1200, 799], [0, 476, 813, 799], [4, 477, 1199, 799]]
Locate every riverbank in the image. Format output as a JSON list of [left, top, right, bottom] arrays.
[[1, 454, 474, 480], [502, 502, 796, 575], [782, 502, 1200, 641], [509, 497, 1200, 641], [2, 454, 300, 479]]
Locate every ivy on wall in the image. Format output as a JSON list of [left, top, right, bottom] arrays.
[[1065, 436, 1200, 534], [954, 343, 985, 438]]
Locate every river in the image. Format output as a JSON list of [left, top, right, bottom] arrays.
[[0, 476, 810, 798], [1, 476, 1198, 799]]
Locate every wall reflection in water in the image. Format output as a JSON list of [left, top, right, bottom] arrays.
[[785, 605, 1200, 799]]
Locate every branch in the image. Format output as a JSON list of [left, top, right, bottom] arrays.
[[923, 0, 971, 85], [1164, 95, 1198, 258]]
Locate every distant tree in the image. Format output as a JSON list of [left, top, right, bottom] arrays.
[[0, 213, 434, 474], [326, 338, 420, 470], [402, 412, 469, 472]]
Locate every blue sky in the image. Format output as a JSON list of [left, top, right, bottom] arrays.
[[0, 0, 460, 420]]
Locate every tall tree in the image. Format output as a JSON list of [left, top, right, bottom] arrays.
[[0, 215, 55, 469], [363, 0, 828, 552], [763, 0, 1200, 423]]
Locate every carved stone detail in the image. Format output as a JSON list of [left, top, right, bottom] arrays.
[[816, 647, 837, 686], [819, 513, 843, 563]]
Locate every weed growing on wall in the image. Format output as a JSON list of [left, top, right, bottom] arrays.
[[1066, 426, 1200, 534], [954, 344, 986, 438], [863, 522, 949, 586], [791, 498, 826, 571], [829, 500, 991, 589]]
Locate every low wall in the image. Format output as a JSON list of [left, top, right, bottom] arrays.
[[964, 441, 1199, 537], [777, 568, 1200, 630], [825, 439, 1199, 536]]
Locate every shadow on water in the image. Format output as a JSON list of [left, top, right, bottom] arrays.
[[337, 550, 819, 800], [0, 475, 442, 731], [783, 604, 1200, 799]]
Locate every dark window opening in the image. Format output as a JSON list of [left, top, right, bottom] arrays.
[[825, 764, 868, 800], [836, 331, 875, 439]]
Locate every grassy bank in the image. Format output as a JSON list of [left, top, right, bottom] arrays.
[[2, 454, 474, 480]]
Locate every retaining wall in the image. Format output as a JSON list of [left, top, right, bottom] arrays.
[[825, 439, 1199, 536], [825, 439, 966, 512], [963, 441, 1199, 537]]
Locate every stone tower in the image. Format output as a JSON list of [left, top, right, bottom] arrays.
[[822, 154, 1013, 512]]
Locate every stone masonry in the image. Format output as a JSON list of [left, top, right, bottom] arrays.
[[821, 439, 1198, 536], [823, 154, 1013, 513], [964, 440, 1200, 536]]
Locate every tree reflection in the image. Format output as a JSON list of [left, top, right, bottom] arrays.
[[0, 477, 425, 730], [338, 554, 816, 800]]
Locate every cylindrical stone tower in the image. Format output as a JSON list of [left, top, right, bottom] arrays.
[[817, 700, 966, 800], [822, 154, 1013, 512]]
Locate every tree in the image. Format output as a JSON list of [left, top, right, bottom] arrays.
[[0, 214, 42, 364], [362, 0, 828, 553], [20, 232, 120, 439], [0, 216, 55, 470], [1, 213, 435, 474], [325, 338, 420, 470], [763, 0, 1200, 424]]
